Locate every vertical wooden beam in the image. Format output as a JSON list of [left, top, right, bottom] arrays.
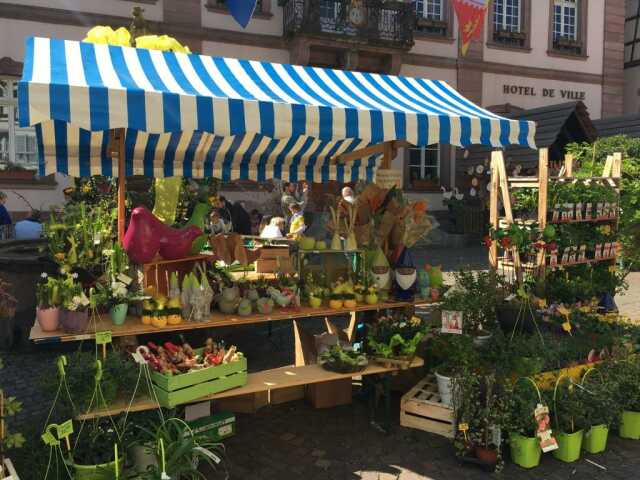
[[381, 141, 394, 169], [564, 153, 573, 178], [116, 129, 126, 242], [537, 148, 549, 279], [489, 151, 500, 269], [602, 155, 613, 178], [612, 152, 622, 178]]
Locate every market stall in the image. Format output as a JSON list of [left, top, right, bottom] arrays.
[[13, 30, 557, 478]]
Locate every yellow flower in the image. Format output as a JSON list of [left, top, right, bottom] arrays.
[[54, 252, 65, 261], [557, 305, 571, 317], [81, 184, 91, 193], [579, 306, 591, 313], [562, 321, 572, 334], [609, 265, 616, 273]]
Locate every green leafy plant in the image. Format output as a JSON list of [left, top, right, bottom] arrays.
[[600, 357, 640, 413], [135, 417, 228, 479], [0, 360, 25, 451], [0, 278, 16, 318], [547, 378, 588, 434], [35, 274, 63, 309], [439, 270, 504, 334], [427, 333, 477, 377], [580, 369, 618, 428], [502, 379, 540, 438], [319, 344, 367, 373], [367, 314, 428, 358]]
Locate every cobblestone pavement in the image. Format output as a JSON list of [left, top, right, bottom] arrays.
[[223, 399, 640, 480]]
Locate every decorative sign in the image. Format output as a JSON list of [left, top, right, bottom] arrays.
[[534, 403, 559, 452], [594, 243, 603, 260], [57, 419, 74, 440], [578, 245, 587, 262], [585, 203, 592, 220], [596, 203, 604, 219], [549, 249, 558, 267], [552, 204, 561, 222], [575, 203, 583, 221], [441, 310, 463, 334], [502, 84, 586, 101], [375, 169, 403, 189]]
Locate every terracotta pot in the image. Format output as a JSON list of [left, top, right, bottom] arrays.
[[36, 307, 60, 332], [60, 309, 89, 334], [475, 446, 498, 465]]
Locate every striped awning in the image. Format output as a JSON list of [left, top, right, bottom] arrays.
[[19, 36, 536, 181], [35, 121, 378, 183]]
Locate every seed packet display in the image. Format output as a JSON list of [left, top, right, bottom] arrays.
[[575, 203, 583, 221], [596, 203, 604, 220], [549, 248, 558, 267], [566, 203, 574, 221], [585, 202, 592, 220], [561, 248, 570, 265], [602, 242, 612, 259], [552, 204, 561, 222], [578, 245, 587, 262], [603, 202, 611, 219], [610, 202, 618, 219], [594, 243, 602, 260], [567, 246, 578, 264]]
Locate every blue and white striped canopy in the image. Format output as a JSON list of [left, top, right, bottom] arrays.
[[19, 36, 536, 181]]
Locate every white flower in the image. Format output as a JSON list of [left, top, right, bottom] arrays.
[[41, 272, 48, 279], [111, 281, 128, 298], [399, 322, 407, 328], [102, 249, 114, 257], [71, 272, 79, 279]]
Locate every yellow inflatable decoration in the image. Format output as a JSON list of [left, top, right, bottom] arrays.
[[83, 26, 190, 53]]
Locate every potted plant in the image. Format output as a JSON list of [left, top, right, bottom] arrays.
[[319, 344, 368, 373], [328, 293, 343, 310], [580, 369, 616, 454], [439, 270, 502, 345], [605, 358, 640, 440], [503, 378, 542, 469], [59, 273, 90, 334], [428, 333, 476, 407], [550, 377, 588, 463], [367, 314, 428, 368], [452, 371, 506, 470], [68, 419, 128, 479], [35, 273, 62, 331], [134, 417, 228, 479]]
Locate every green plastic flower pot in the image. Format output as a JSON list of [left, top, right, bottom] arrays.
[[553, 430, 584, 463], [509, 433, 541, 469], [109, 303, 128, 326], [620, 410, 640, 439], [70, 456, 123, 480], [583, 424, 608, 453]]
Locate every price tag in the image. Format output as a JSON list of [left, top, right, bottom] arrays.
[[41, 430, 60, 447], [57, 419, 74, 440], [458, 422, 469, 432], [95, 331, 113, 345]]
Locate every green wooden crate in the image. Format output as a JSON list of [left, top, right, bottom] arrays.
[[188, 412, 236, 442], [150, 355, 247, 408]]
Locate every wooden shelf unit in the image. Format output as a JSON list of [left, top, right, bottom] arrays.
[[29, 299, 431, 344], [76, 358, 424, 421], [489, 150, 622, 281]]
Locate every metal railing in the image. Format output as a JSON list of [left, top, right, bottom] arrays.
[[282, 0, 414, 49]]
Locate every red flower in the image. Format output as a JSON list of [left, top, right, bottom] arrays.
[[500, 237, 512, 249], [534, 241, 545, 250], [546, 241, 558, 251], [482, 236, 492, 248]]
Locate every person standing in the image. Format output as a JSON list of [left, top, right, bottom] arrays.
[[215, 196, 252, 235], [0, 192, 11, 227], [281, 182, 308, 223]]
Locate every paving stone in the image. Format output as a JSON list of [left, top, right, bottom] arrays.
[[311, 449, 326, 457], [314, 458, 332, 469], [280, 432, 296, 441]]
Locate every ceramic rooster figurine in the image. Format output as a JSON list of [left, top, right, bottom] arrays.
[[123, 206, 203, 264]]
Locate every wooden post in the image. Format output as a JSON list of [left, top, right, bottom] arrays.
[[537, 148, 549, 279], [112, 129, 127, 242], [612, 152, 622, 178], [564, 153, 573, 178], [381, 141, 395, 169], [489, 151, 500, 269]]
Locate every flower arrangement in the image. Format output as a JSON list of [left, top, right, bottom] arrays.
[[367, 314, 428, 360]]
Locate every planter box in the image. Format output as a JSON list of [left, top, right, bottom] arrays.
[[187, 412, 236, 442], [150, 354, 247, 408], [400, 374, 454, 438]]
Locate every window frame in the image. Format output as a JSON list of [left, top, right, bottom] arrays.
[[486, 0, 531, 51], [547, 0, 588, 59], [413, 0, 454, 42], [405, 144, 441, 192], [0, 78, 38, 171], [625, 0, 640, 67]]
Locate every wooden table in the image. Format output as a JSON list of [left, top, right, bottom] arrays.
[[76, 357, 424, 421], [29, 300, 431, 344]]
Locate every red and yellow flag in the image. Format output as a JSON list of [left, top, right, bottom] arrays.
[[452, 0, 489, 56]]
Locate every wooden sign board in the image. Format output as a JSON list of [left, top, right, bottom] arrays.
[[375, 169, 402, 189]]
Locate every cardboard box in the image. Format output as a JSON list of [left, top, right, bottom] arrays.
[[188, 412, 236, 442]]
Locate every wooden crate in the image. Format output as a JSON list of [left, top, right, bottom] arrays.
[[400, 375, 454, 438], [259, 247, 290, 260], [255, 258, 294, 273], [150, 355, 248, 408]]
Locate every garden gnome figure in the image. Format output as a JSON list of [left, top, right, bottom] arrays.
[[394, 248, 417, 301], [371, 248, 391, 301]]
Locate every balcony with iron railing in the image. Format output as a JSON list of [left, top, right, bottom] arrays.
[[281, 0, 414, 49]]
